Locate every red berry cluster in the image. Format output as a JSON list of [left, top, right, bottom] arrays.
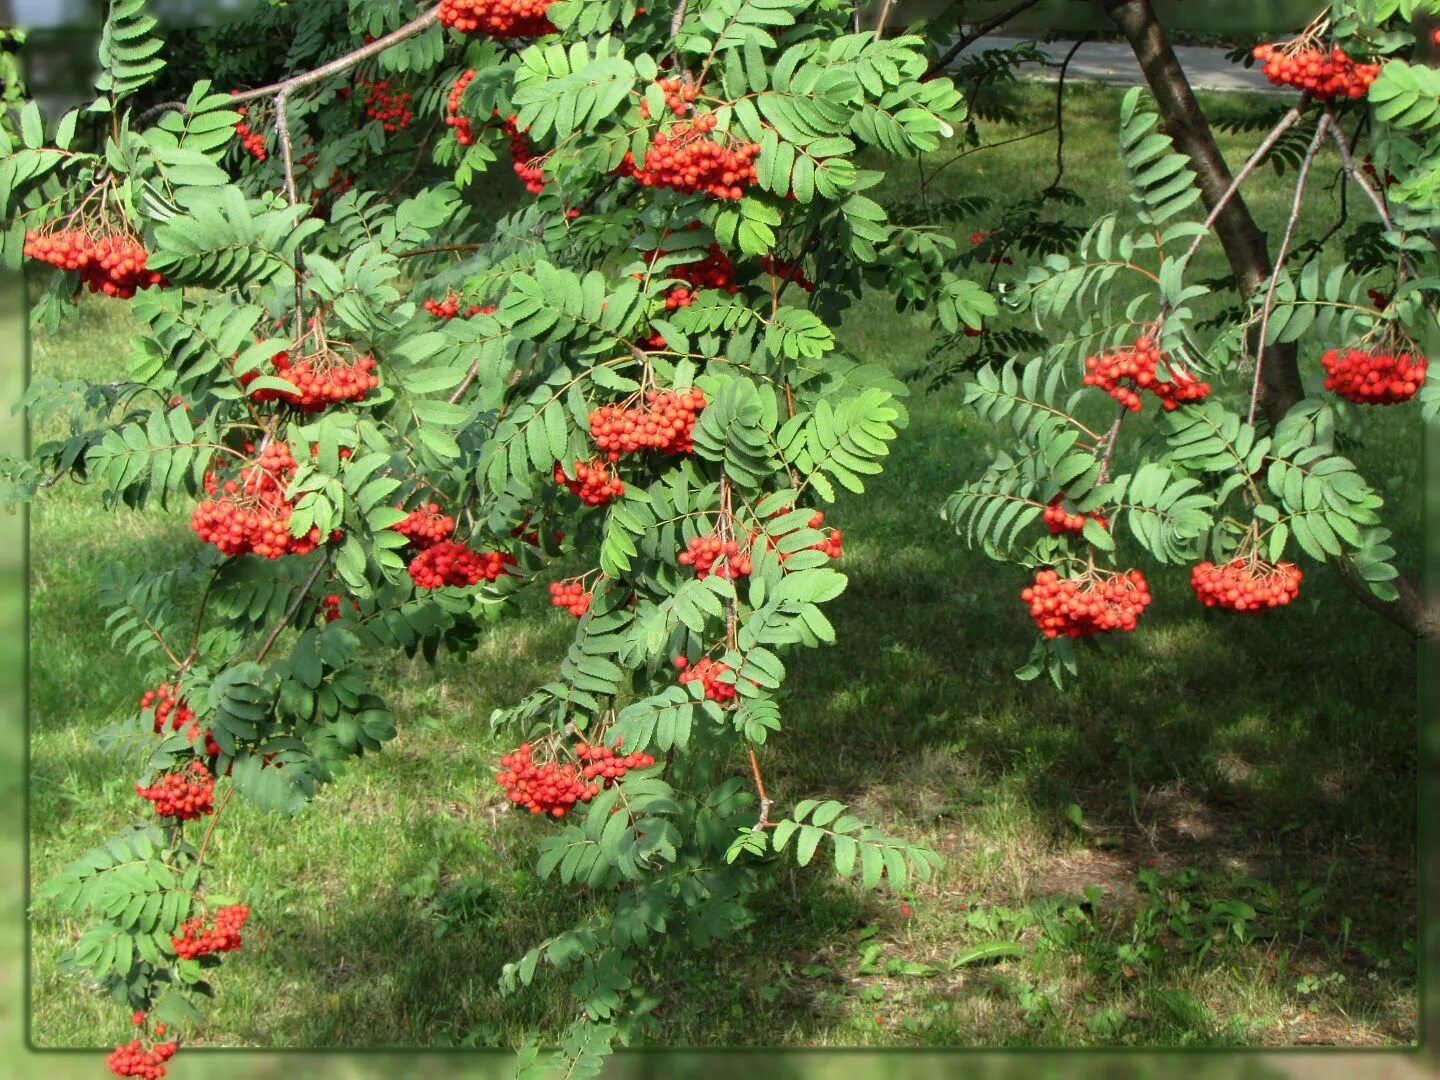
[[136, 761, 216, 820], [497, 743, 579, 816], [445, 70, 477, 145], [172, 903, 250, 959], [245, 349, 379, 412], [617, 113, 760, 200], [679, 533, 752, 580], [805, 510, 844, 559], [548, 578, 593, 616], [1190, 558, 1302, 611], [1320, 346, 1427, 404], [1082, 335, 1210, 412], [575, 740, 655, 785], [675, 655, 736, 702], [140, 683, 219, 757], [24, 227, 168, 299], [407, 540, 515, 589], [554, 459, 625, 506], [141, 682, 194, 736], [231, 94, 267, 160], [1251, 42, 1379, 100], [354, 73, 413, 132], [1361, 153, 1396, 189], [1042, 494, 1109, 536], [393, 502, 456, 548], [191, 442, 324, 559], [498, 114, 548, 194], [424, 293, 494, 319], [588, 388, 707, 460], [107, 1039, 178, 1079], [437, 0, 556, 36], [639, 77, 698, 119], [1021, 569, 1152, 638], [970, 229, 1012, 265], [321, 594, 359, 622], [759, 254, 815, 293]]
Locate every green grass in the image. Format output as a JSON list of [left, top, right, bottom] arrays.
[[27, 82, 1418, 1051]]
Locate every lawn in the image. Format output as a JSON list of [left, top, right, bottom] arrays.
[[27, 80, 1419, 1050]]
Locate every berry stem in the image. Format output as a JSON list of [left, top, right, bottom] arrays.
[[1251, 112, 1330, 427], [227, 8, 442, 108], [255, 556, 330, 663]]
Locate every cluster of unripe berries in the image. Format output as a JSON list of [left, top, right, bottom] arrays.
[[1082, 335, 1210, 412], [140, 682, 218, 757], [548, 578, 593, 617], [136, 761, 216, 820], [759, 254, 815, 293], [679, 534, 752, 580], [495, 739, 653, 817], [172, 903, 250, 959], [191, 442, 325, 559], [437, 0, 555, 37], [1252, 42, 1379, 100], [424, 292, 494, 319], [231, 94, 267, 160], [1320, 346, 1427, 404], [352, 73, 413, 132], [107, 1038, 178, 1079], [1043, 494, 1109, 536], [675, 655, 736, 702], [1021, 569, 1153, 638], [24, 227, 167, 299], [639, 77, 698, 119], [1190, 559, 1302, 611], [617, 113, 760, 200], [554, 459, 626, 506], [589, 388, 707, 460], [243, 349, 379, 412]]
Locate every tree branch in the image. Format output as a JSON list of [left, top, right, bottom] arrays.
[[1250, 113, 1329, 426], [925, 0, 1046, 77], [227, 7, 441, 108]]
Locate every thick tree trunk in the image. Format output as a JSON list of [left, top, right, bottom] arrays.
[[1102, 0, 1438, 640]]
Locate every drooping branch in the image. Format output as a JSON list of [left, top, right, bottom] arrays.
[[925, 0, 1046, 78], [227, 7, 442, 108]]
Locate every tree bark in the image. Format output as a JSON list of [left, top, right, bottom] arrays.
[[1102, 0, 1438, 640], [1101, 0, 1305, 425]]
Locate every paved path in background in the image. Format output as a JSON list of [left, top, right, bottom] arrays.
[[945, 34, 1281, 94]]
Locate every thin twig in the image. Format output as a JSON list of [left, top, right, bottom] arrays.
[[195, 784, 235, 868], [1096, 402, 1128, 484], [227, 8, 442, 108], [398, 242, 485, 259], [1045, 37, 1086, 192], [1181, 96, 1311, 266], [1324, 106, 1391, 228], [134, 100, 187, 127], [925, 0, 1046, 77], [255, 557, 329, 664], [1250, 113, 1330, 426], [182, 567, 222, 670], [747, 744, 773, 831]]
